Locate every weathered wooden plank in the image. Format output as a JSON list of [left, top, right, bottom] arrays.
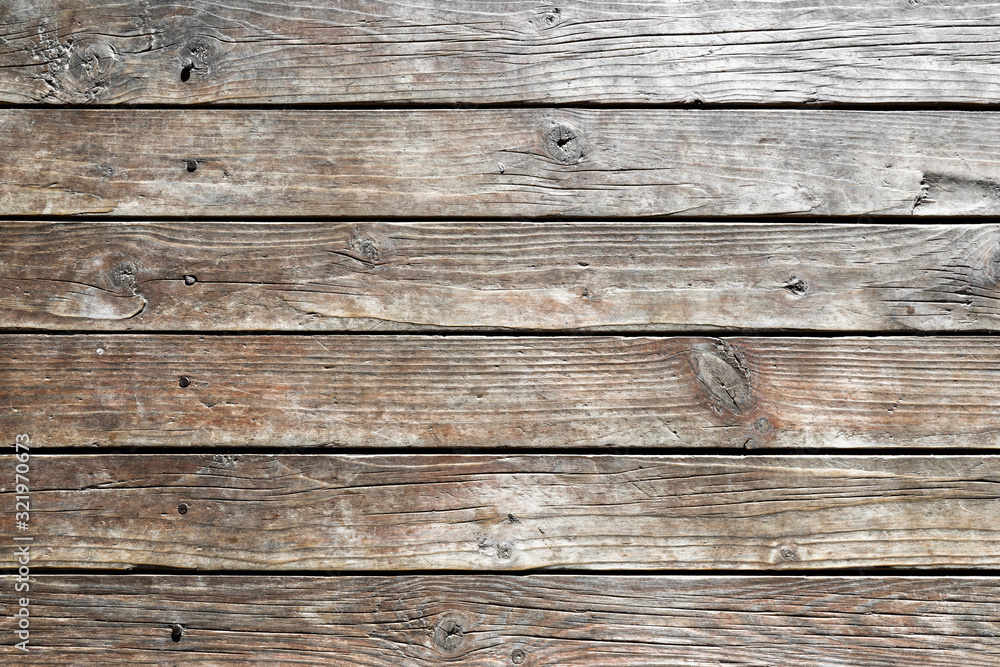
[[3, 1, 1000, 106], [5, 335, 1000, 450], [4, 222, 1000, 332], [10, 575, 1000, 665], [4, 455, 999, 570], [3, 109, 1000, 217]]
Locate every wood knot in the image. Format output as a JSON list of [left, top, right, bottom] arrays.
[[690, 344, 753, 415], [496, 542, 514, 560], [782, 277, 808, 295], [350, 236, 381, 263], [433, 614, 468, 654], [988, 249, 1000, 282], [64, 39, 121, 100], [533, 7, 562, 29], [179, 39, 216, 81], [109, 260, 138, 294], [544, 123, 585, 164], [72, 41, 119, 79], [777, 545, 799, 562]]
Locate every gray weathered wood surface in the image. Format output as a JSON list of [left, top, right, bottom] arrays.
[[3, 1, 997, 659], [6, 455, 999, 571], [5, 335, 1000, 450], [5, 110, 1000, 217], [4, 222, 1000, 332], [10, 575, 1000, 665], [3, 1, 1000, 106]]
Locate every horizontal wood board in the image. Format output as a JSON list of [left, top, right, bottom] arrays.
[[3, 1, 1000, 105], [6, 334, 1000, 450], [3, 454, 1000, 571], [3, 222, 1000, 332], [5, 575, 999, 665], [6, 110, 1000, 217]]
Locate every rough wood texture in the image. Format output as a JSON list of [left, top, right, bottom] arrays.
[[4, 222, 1000, 332], [11, 575, 1000, 665], [3, 1, 1000, 106], [5, 335, 1000, 450], [4, 455, 999, 571], [5, 109, 1000, 217]]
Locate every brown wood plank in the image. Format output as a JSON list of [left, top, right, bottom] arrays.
[[4, 222, 1000, 332], [9, 575, 999, 665], [2, 1, 1000, 106], [4, 454, 999, 571], [3, 109, 1000, 217], [5, 335, 1000, 450]]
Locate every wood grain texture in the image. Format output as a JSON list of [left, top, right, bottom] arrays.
[[6, 109, 1000, 217], [4, 455, 1000, 571], [4, 222, 1000, 332], [5, 335, 1000, 450], [3, 1, 1000, 105], [10, 575, 1000, 665]]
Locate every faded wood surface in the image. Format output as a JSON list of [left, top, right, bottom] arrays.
[[4, 455, 999, 571], [9, 575, 1000, 665], [5, 335, 1000, 450], [2, 1, 1000, 106], [4, 222, 1000, 332], [6, 110, 1000, 217]]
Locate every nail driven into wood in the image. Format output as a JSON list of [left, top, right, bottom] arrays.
[[170, 624, 183, 642], [185, 159, 198, 172], [183, 275, 197, 286], [177, 503, 189, 515], [511, 649, 527, 665], [178, 376, 191, 388]]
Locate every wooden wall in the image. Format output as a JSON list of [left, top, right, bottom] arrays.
[[2, 1, 1000, 664]]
